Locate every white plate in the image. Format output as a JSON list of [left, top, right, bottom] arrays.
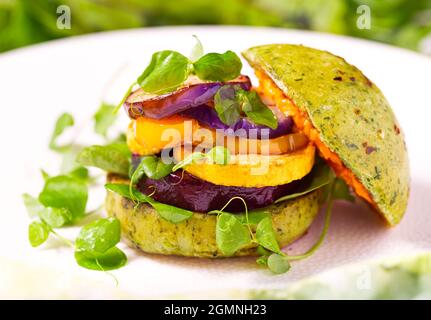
[[1, 26, 431, 299]]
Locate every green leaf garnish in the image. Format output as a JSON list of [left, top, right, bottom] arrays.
[[275, 161, 335, 203], [236, 209, 270, 227], [189, 35, 204, 62], [216, 212, 252, 256], [76, 144, 131, 176], [38, 207, 72, 228], [214, 86, 241, 126], [238, 90, 278, 129], [206, 146, 231, 165], [267, 253, 291, 274], [255, 217, 281, 254], [76, 217, 121, 254], [38, 175, 88, 221], [74, 217, 126, 272], [49, 113, 74, 152], [22, 193, 45, 218], [137, 50, 191, 94], [94, 103, 117, 137], [214, 86, 277, 129], [67, 166, 90, 183], [105, 184, 193, 224], [28, 221, 50, 247], [333, 178, 355, 202], [193, 50, 242, 81], [173, 146, 231, 171], [131, 155, 174, 183], [75, 247, 127, 271]]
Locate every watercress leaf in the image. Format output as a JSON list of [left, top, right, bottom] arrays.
[[94, 103, 117, 137], [239, 90, 278, 129], [75, 247, 127, 271], [76, 217, 121, 254], [114, 82, 136, 114], [275, 162, 335, 203], [60, 144, 84, 174], [105, 184, 193, 224], [39, 175, 88, 220], [150, 202, 194, 224], [333, 178, 355, 202], [105, 183, 151, 203], [28, 221, 50, 247], [237, 209, 271, 226], [49, 113, 74, 152], [267, 253, 291, 274], [206, 146, 231, 165], [216, 212, 252, 256], [23, 194, 71, 227], [214, 85, 241, 126], [256, 217, 280, 253], [132, 156, 174, 183], [256, 245, 271, 257], [68, 166, 89, 182], [256, 255, 268, 266], [193, 50, 242, 81], [76, 144, 130, 176], [22, 193, 44, 218], [172, 152, 206, 172], [39, 207, 72, 228], [40, 169, 50, 181], [189, 35, 204, 62], [137, 50, 191, 94]]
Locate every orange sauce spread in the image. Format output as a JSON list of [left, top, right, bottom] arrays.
[[255, 70, 374, 205]]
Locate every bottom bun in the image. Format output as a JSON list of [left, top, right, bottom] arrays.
[[106, 180, 321, 258]]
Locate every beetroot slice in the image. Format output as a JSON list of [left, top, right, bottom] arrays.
[[137, 170, 306, 213], [124, 75, 251, 119]]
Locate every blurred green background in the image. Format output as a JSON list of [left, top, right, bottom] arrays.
[[1, 0, 430, 53]]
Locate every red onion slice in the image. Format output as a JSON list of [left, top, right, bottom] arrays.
[[181, 105, 293, 138], [124, 75, 251, 119]]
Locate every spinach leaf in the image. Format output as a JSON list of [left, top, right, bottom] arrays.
[[76, 144, 130, 176], [49, 113, 74, 152], [137, 50, 191, 94], [193, 51, 242, 81], [214, 85, 241, 126], [28, 221, 50, 247], [39, 175, 88, 220], [93, 103, 117, 137], [216, 212, 252, 256], [238, 90, 278, 129], [105, 184, 193, 224], [75, 247, 127, 271], [255, 217, 281, 254], [75, 217, 121, 254]]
